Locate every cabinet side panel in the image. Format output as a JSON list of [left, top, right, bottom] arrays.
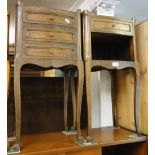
[[115, 69, 136, 131], [136, 21, 148, 135]]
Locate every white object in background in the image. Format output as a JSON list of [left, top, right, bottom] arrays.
[[91, 0, 120, 16], [96, 3, 116, 16], [69, 0, 85, 11], [91, 72, 101, 128], [79, 0, 91, 11], [100, 71, 113, 127], [91, 71, 113, 128]]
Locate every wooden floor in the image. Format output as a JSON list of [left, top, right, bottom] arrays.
[[13, 127, 146, 155]]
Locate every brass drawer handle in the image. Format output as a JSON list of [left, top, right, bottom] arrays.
[[49, 50, 54, 54], [49, 33, 54, 38], [72, 18, 75, 24], [49, 17, 54, 21], [112, 24, 115, 28], [72, 34, 75, 39]]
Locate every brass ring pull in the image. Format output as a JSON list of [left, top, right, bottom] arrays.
[[49, 18, 54, 21], [72, 18, 75, 24], [72, 34, 75, 39], [49, 33, 54, 37], [49, 50, 54, 54]]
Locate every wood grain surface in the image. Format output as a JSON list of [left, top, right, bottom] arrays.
[[136, 21, 148, 135], [115, 69, 136, 131], [12, 127, 146, 155]]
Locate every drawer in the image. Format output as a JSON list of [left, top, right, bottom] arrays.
[[23, 27, 76, 43], [23, 8, 76, 27], [23, 44, 76, 59], [91, 18, 133, 35]]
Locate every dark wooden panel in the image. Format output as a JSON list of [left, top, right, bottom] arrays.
[[67, 148, 101, 155], [102, 141, 147, 155], [117, 141, 147, 155], [7, 77, 87, 136], [102, 146, 116, 155]]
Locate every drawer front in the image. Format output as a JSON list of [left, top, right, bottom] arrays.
[[23, 9, 76, 27], [91, 18, 133, 35], [23, 27, 76, 43], [23, 44, 76, 59]]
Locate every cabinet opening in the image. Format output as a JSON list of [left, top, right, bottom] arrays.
[[91, 32, 134, 61], [102, 141, 147, 155]]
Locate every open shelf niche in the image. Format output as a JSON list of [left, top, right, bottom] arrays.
[[91, 32, 134, 61]]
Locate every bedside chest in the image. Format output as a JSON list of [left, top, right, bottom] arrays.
[[82, 10, 140, 142], [14, 1, 84, 150]]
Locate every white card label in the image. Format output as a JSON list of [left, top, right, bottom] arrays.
[[112, 62, 119, 67]]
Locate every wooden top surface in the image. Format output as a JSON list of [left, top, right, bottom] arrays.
[[15, 127, 146, 155]]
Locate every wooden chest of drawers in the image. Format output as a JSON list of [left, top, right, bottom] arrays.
[[82, 10, 140, 142], [17, 6, 80, 61], [14, 2, 84, 151]]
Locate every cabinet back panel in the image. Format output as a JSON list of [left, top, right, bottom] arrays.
[[91, 32, 134, 61], [102, 141, 147, 155], [8, 76, 87, 136]]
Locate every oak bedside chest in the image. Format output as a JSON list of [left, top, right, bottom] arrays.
[[82, 10, 140, 142], [14, 1, 84, 150]]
